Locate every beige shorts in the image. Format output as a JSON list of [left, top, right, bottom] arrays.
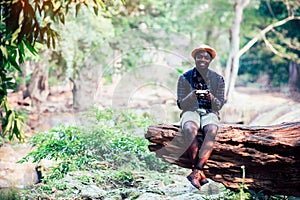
[[180, 110, 219, 130]]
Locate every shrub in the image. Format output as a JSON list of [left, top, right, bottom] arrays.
[[20, 108, 170, 181]]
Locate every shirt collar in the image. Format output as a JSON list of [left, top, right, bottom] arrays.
[[192, 67, 210, 79]]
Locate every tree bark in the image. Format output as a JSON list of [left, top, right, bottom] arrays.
[[26, 61, 50, 113], [225, 0, 250, 102], [145, 122, 300, 196], [224, 3, 300, 102], [289, 61, 300, 102]]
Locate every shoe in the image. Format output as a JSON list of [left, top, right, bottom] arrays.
[[186, 169, 201, 189], [198, 170, 209, 186]]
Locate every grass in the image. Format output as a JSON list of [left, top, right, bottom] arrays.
[[0, 188, 21, 200]]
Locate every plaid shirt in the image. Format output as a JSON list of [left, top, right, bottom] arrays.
[[177, 67, 225, 114]]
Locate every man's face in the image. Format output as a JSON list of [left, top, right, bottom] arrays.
[[195, 50, 212, 71]]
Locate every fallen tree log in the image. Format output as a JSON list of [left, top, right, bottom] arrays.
[[145, 122, 300, 196]]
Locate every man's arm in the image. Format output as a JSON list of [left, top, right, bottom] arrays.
[[208, 76, 225, 112], [177, 75, 198, 111]]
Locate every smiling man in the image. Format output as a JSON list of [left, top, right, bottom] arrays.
[[176, 44, 225, 189]]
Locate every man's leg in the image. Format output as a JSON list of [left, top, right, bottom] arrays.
[[182, 121, 203, 189], [180, 111, 201, 165], [194, 124, 218, 184], [196, 124, 218, 168], [182, 121, 200, 167], [180, 111, 203, 189]]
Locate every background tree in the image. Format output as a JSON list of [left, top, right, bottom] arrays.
[[0, 0, 124, 140], [224, 0, 251, 102], [226, 0, 300, 101], [2, 0, 300, 140]]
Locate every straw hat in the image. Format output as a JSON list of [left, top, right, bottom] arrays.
[[191, 44, 217, 60]]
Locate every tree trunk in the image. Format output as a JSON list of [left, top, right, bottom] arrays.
[[289, 61, 300, 102], [27, 62, 49, 102], [145, 122, 300, 196], [26, 62, 49, 113], [225, 15, 300, 102], [225, 0, 250, 102], [72, 58, 100, 111]]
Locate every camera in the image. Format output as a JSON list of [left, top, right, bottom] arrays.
[[195, 90, 208, 99]]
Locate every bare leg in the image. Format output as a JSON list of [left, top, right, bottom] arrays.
[[196, 124, 218, 168], [182, 121, 199, 167], [194, 124, 218, 185], [182, 121, 203, 189]]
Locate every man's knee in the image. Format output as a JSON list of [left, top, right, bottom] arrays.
[[183, 121, 199, 135], [203, 124, 218, 136]]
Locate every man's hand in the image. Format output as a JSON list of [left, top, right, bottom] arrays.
[[204, 91, 215, 101]]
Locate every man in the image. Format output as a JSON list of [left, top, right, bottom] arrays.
[[176, 44, 225, 189]]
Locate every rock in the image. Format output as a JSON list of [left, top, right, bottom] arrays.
[[80, 185, 106, 199], [135, 192, 164, 200], [0, 144, 38, 188]]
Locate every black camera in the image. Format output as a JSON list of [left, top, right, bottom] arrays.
[[195, 90, 208, 99]]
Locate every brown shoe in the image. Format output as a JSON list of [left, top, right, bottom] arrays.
[[198, 170, 209, 186], [186, 169, 202, 189]]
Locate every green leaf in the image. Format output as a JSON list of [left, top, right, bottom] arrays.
[[75, 3, 81, 17], [3, 111, 14, 136], [0, 45, 8, 59], [23, 40, 37, 55], [59, 12, 65, 24], [98, 0, 105, 10], [15, 119, 23, 139], [18, 41, 25, 63], [7, 82, 16, 90], [11, 27, 22, 44], [8, 56, 21, 72], [51, 33, 56, 49], [93, 5, 99, 15], [46, 30, 51, 48], [40, 27, 46, 42]]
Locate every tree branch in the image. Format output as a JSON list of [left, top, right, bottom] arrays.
[[266, 0, 276, 18], [238, 16, 300, 58], [262, 34, 291, 59]]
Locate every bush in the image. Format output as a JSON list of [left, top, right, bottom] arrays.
[[19, 126, 95, 180], [20, 108, 170, 181]]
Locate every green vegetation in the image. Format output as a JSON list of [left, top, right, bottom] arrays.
[[14, 109, 295, 199], [17, 108, 171, 199], [0, 188, 21, 200], [19, 108, 168, 178], [1, 0, 300, 140], [1, 0, 300, 199]]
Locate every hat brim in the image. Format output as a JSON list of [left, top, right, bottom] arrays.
[[191, 46, 217, 60]]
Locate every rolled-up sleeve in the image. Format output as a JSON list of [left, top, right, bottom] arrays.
[[211, 76, 225, 112], [177, 75, 198, 111], [177, 75, 188, 109]]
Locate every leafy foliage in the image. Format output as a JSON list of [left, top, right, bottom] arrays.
[[239, 0, 300, 87], [19, 126, 94, 179], [0, 99, 25, 140], [0, 188, 21, 200], [19, 108, 169, 181], [0, 0, 124, 140]]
